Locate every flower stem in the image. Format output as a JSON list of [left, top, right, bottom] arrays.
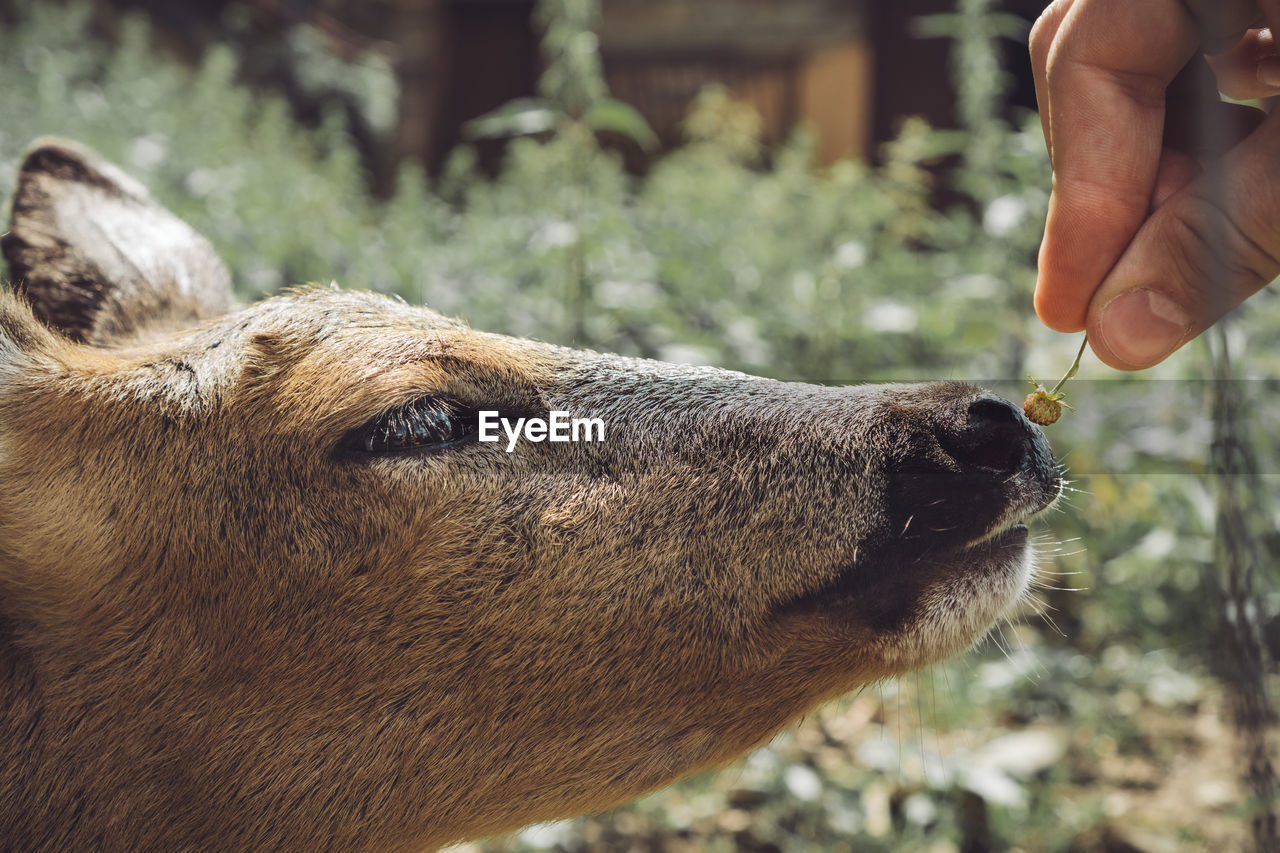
[[1049, 337, 1088, 395]]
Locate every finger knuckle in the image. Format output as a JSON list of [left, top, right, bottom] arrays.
[[1029, 0, 1071, 68], [1159, 205, 1217, 289], [1028, 15, 1054, 65], [1214, 194, 1280, 283], [1161, 193, 1280, 292]]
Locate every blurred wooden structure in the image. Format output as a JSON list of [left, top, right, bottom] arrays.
[[397, 0, 967, 173], [86, 0, 1012, 177], [598, 0, 872, 164], [307, 0, 882, 173]]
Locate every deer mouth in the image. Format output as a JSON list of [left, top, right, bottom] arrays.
[[914, 468, 1061, 588], [955, 518, 1033, 577], [784, 463, 1060, 672], [978, 520, 1029, 551], [972, 474, 1061, 543], [814, 510, 1039, 606]]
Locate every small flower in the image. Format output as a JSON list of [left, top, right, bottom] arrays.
[[1025, 337, 1087, 426], [1024, 385, 1067, 426]]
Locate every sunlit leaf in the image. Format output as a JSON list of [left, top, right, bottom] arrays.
[[583, 96, 659, 150], [463, 98, 559, 140]]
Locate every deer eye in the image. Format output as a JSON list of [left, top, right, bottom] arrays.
[[343, 397, 477, 455]]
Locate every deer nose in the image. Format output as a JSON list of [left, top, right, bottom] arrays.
[[943, 392, 1047, 476]]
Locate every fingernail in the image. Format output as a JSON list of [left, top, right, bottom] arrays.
[[1257, 57, 1280, 88], [1098, 289, 1191, 367]]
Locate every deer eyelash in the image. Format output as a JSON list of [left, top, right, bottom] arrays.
[[342, 396, 478, 455]]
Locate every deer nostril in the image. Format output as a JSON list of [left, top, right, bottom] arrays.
[[967, 393, 1022, 431], [948, 393, 1034, 474]]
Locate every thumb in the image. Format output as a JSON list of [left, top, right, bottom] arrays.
[[1085, 109, 1280, 370]]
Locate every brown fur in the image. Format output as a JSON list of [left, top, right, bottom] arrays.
[[0, 140, 1060, 851]]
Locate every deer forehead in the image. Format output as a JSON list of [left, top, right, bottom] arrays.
[[15, 290, 554, 423]]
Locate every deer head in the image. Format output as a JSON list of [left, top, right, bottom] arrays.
[[0, 140, 1059, 851]]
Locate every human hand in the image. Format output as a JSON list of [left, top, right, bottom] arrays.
[[1030, 0, 1280, 369]]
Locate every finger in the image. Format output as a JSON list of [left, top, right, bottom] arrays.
[[1029, 0, 1076, 160], [1257, 0, 1280, 89], [1184, 1, 1266, 51], [1085, 109, 1280, 369], [1034, 0, 1200, 332], [1260, 0, 1280, 37], [1208, 29, 1280, 98]]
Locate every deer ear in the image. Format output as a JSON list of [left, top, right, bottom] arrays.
[[1, 138, 233, 345]]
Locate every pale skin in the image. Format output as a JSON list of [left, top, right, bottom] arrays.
[[1030, 0, 1280, 369]]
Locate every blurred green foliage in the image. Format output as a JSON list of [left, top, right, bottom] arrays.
[[2, 0, 1278, 849]]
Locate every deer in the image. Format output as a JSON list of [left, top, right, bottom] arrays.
[[0, 139, 1061, 851]]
